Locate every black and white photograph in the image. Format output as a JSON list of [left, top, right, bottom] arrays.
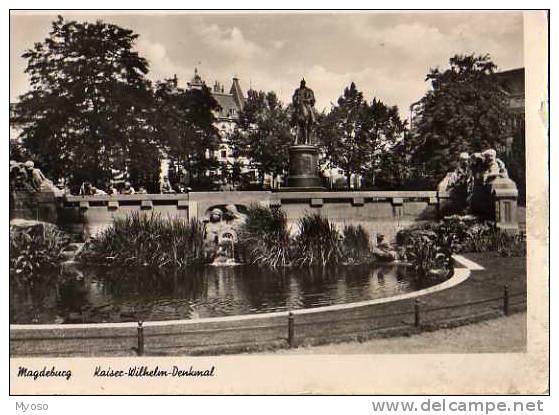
[[8, 9, 548, 396]]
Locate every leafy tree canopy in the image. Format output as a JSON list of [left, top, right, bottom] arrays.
[[319, 82, 406, 188], [230, 89, 292, 187], [11, 16, 156, 189], [411, 53, 511, 186], [152, 76, 220, 188]]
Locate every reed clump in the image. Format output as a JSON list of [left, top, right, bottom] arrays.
[[238, 208, 377, 268], [79, 212, 206, 269], [237, 205, 292, 268], [292, 213, 345, 267], [342, 224, 372, 264]]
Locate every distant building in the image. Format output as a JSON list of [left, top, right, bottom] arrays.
[[495, 67, 525, 205], [495, 68, 525, 156], [179, 68, 258, 187], [495, 68, 525, 115], [408, 100, 422, 130], [187, 67, 245, 120]]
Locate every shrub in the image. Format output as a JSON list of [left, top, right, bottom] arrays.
[[237, 205, 292, 268], [342, 224, 371, 263], [79, 212, 206, 269], [437, 216, 526, 255], [400, 230, 453, 278], [397, 215, 526, 257], [493, 231, 526, 257], [293, 214, 344, 267], [396, 214, 526, 277], [10, 221, 70, 285]]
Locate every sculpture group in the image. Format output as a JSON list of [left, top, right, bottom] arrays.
[[9, 160, 56, 193], [438, 149, 510, 213], [203, 204, 248, 265]]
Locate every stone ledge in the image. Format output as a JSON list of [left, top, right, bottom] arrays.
[[352, 197, 365, 206], [310, 198, 324, 207], [141, 200, 153, 210]]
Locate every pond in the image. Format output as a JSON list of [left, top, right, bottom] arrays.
[[10, 263, 443, 324]]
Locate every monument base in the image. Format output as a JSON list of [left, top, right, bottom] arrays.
[[9, 190, 58, 224], [490, 177, 519, 233], [284, 144, 325, 191]]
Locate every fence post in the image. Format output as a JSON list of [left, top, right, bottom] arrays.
[[287, 312, 295, 348], [137, 320, 144, 356], [414, 299, 421, 328], [503, 285, 510, 316]]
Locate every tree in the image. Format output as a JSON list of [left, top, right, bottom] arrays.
[[230, 90, 292, 188], [361, 99, 407, 188], [320, 82, 406, 189], [319, 83, 368, 188], [152, 77, 221, 189], [10, 16, 157, 190], [375, 131, 413, 189], [410, 54, 511, 187]]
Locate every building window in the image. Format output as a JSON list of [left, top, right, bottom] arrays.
[[221, 150, 227, 159]]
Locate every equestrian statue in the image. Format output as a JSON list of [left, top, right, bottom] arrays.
[[292, 79, 317, 145]]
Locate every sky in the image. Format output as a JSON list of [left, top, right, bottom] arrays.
[[10, 11, 524, 117]]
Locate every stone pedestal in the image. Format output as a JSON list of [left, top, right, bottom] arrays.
[[10, 190, 58, 224], [284, 145, 324, 191], [490, 177, 519, 233]]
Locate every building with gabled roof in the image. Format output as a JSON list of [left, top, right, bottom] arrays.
[[211, 77, 245, 121], [180, 68, 257, 188], [186, 67, 245, 122]]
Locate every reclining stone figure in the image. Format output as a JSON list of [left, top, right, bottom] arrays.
[[10, 160, 56, 193]]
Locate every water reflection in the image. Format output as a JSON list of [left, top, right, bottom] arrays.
[[10, 263, 441, 324]]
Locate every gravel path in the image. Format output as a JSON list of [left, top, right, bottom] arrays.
[[266, 312, 527, 354]]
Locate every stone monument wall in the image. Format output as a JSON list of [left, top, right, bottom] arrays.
[[57, 190, 449, 241], [9, 191, 58, 224], [17, 185, 519, 241]]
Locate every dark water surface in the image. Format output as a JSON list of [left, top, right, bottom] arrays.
[[10, 263, 439, 324]]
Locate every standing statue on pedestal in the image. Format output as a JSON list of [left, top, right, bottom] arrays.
[[292, 79, 316, 145], [284, 79, 324, 190]]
